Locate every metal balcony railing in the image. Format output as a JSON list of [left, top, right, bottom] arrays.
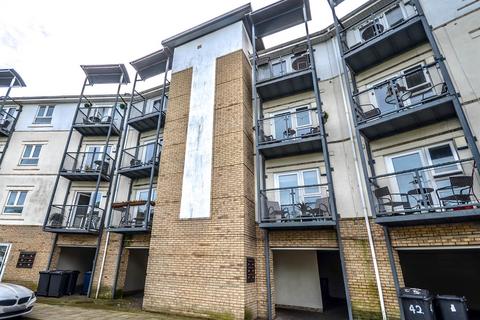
[[130, 96, 167, 120], [353, 62, 448, 125], [340, 0, 419, 53], [119, 142, 161, 171], [260, 184, 333, 224], [0, 108, 17, 136], [74, 105, 123, 130], [370, 158, 480, 217], [256, 51, 311, 83], [108, 200, 154, 230], [45, 204, 103, 232], [61, 151, 114, 175], [258, 108, 321, 145]]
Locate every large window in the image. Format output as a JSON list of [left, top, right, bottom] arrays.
[[34, 105, 55, 124], [20, 144, 42, 165], [3, 191, 28, 214], [275, 169, 321, 214], [0, 243, 11, 281]]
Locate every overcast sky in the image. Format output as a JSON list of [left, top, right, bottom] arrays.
[[0, 0, 367, 97]]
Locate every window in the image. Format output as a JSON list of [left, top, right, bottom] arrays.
[[20, 144, 42, 165], [84, 145, 112, 170], [403, 65, 431, 93], [34, 106, 54, 124], [0, 107, 15, 120], [426, 144, 461, 176], [4, 191, 27, 214], [271, 61, 287, 77], [275, 169, 321, 214], [0, 244, 11, 281], [295, 106, 312, 136], [385, 5, 404, 27]]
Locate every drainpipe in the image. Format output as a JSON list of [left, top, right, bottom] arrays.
[[331, 36, 388, 319]]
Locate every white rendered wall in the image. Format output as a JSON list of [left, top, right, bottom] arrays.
[[273, 250, 323, 311], [173, 21, 251, 219]]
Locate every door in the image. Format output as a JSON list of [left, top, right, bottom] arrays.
[[84, 145, 112, 171], [370, 77, 398, 115], [272, 112, 292, 140], [71, 192, 102, 229], [387, 150, 428, 208], [142, 141, 156, 165], [134, 189, 157, 226], [0, 243, 11, 281]]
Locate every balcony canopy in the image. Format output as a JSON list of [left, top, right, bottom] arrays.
[[130, 48, 172, 80], [0, 69, 26, 88], [250, 0, 311, 38], [81, 64, 130, 85]]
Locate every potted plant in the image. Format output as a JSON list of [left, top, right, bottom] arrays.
[[84, 164, 93, 172], [49, 213, 64, 228], [296, 202, 311, 217]]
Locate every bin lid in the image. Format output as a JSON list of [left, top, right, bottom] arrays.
[[436, 295, 467, 302], [400, 287, 432, 299], [39, 271, 51, 274]]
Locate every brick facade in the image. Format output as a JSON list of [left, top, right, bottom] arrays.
[[0, 225, 54, 289], [143, 50, 256, 320]]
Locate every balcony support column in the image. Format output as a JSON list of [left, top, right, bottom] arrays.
[[303, 2, 354, 319], [263, 229, 272, 320], [383, 226, 404, 319], [414, 0, 480, 175], [43, 77, 87, 230]]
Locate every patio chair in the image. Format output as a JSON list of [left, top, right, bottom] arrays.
[[259, 128, 275, 144], [266, 201, 287, 222], [435, 175, 479, 208], [355, 102, 381, 120], [373, 186, 413, 215], [0, 119, 11, 129], [307, 197, 331, 219]]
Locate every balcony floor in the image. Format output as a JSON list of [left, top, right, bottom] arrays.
[[73, 124, 120, 136], [258, 134, 322, 159], [43, 227, 99, 235], [60, 171, 110, 182], [375, 208, 480, 227], [118, 164, 158, 179], [257, 69, 314, 101], [345, 17, 427, 73], [259, 220, 337, 230], [127, 112, 163, 132], [107, 226, 151, 234], [357, 95, 456, 140]]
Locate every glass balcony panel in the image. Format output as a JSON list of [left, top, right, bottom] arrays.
[[45, 205, 103, 232]]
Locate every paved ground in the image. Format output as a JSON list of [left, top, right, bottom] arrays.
[[21, 303, 192, 320]]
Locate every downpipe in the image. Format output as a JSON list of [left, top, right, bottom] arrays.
[[332, 37, 388, 320]]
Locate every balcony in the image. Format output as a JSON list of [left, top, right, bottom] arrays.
[[44, 204, 103, 234], [353, 62, 455, 140], [0, 109, 16, 137], [259, 184, 336, 229], [370, 158, 480, 226], [107, 200, 154, 233], [341, 0, 427, 73], [257, 108, 322, 159], [128, 98, 167, 132], [60, 151, 113, 181], [117, 142, 161, 179], [73, 105, 123, 136], [256, 50, 313, 101]]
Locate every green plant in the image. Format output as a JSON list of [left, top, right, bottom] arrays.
[[322, 111, 329, 124], [49, 213, 64, 227]]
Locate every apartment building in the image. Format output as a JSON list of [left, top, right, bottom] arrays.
[[1, 0, 479, 319]]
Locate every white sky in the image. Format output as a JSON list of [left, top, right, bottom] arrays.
[[0, 0, 367, 97]]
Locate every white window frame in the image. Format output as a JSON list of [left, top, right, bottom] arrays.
[[269, 104, 314, 139], [3, 190, 28, 215], [385, 142, 462, 205], [274, 168, 322, 202], [0, 243, 12, 281], [34, 105, 55, 124], [294, 105, 313, 131], [19, 144, 42, 166]]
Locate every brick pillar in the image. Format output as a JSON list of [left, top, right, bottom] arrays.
[[143, 50, 255, 319]]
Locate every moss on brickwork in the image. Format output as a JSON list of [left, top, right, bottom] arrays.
[[244, 308, 253, 320]]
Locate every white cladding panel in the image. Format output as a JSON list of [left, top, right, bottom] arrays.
[[173, 21, 250, 219]]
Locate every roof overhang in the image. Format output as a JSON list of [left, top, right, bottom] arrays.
[[130, 48, 172, 80], [162, 3, 263, 50], [81, 64, 130, 85], [250, 0, 311, 38], [0, 69, 26, 88]]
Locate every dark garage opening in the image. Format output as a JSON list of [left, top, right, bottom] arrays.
[[273, 249, 348, 320], [56, 246, 96, 295], [399, 249, 480, 317], [122, 248, 149, 300]]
